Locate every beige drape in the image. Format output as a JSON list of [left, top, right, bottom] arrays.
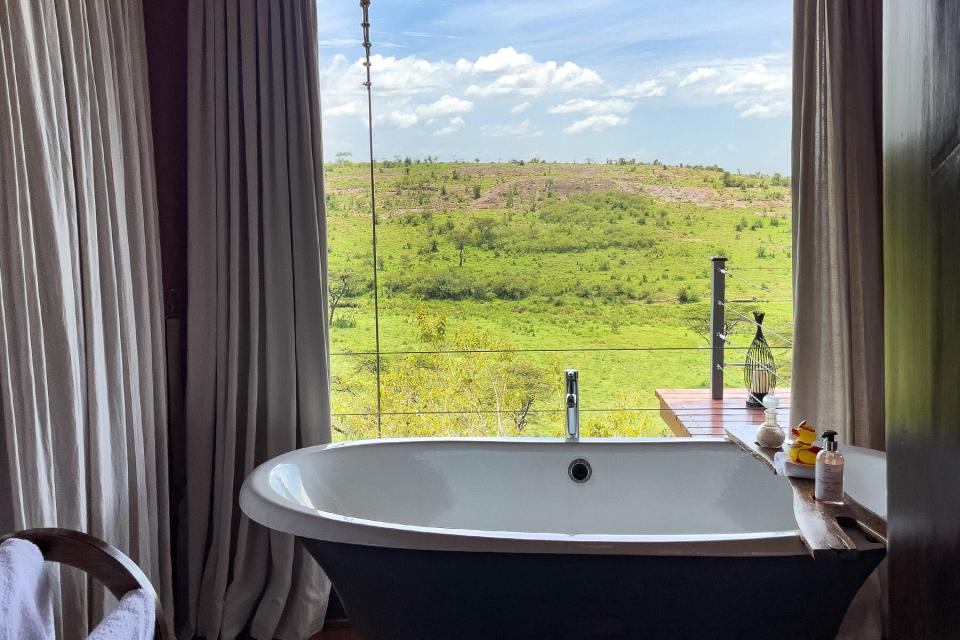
[[0, 0, 173, 637], [791, 0, 885, 449], [184, 1, 333, 639]]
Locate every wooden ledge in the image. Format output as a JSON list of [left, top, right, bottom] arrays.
[[724, 425, 887, 559]]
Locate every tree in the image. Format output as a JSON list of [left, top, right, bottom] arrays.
[[328, 271, 355, 323], [683, 306, 740, 345], [335, 151, 352, 165], [470, 216, 497, 248], [450, 227, 471, 267]]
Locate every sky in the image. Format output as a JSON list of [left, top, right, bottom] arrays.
[[316, 0, 793, 174]]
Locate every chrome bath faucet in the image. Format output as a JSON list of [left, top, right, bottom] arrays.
[[565, 369, 579, 440]]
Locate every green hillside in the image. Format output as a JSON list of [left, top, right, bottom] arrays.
[[325, 160, 793, 440]]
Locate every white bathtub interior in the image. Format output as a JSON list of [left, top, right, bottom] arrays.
[[266, 439, 799, 537]]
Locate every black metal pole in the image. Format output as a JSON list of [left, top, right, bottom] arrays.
[[710, 256, 727, 400], [360, 0, 382, 437]]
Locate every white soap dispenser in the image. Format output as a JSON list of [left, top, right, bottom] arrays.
[[814, 430, 844, 504], [755, 394, 785, 448]]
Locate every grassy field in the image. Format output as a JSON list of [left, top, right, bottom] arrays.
[[325, 159, 793, 440]]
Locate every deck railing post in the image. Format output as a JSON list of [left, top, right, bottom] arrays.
[[710, 257, 727, 400]]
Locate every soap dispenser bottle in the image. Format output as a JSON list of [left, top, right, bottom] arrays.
[[814, 430, 844, 504]]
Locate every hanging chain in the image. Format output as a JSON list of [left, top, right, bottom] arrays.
[[359, 0, 383, 437]]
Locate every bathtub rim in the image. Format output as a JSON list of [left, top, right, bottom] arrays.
[[239, 437, 810, 557]]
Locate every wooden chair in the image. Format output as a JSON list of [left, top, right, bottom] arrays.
[[0, 528, 168, 640]]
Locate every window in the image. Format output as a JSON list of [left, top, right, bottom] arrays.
[[319, 0, 794, 440]]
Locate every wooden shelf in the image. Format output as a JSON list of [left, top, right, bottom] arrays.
[[656, 388, 884, 558], [724, 424, 887, 559]]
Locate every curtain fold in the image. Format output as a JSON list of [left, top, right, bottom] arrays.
[[184, 1, 333, 638], [0, 1, 174, 637], [791, 0, 885, 449]]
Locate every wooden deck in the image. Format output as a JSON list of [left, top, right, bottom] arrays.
[[655, 388, 791, 438]]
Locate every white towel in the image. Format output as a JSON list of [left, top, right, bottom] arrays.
[[0, 538, 54, 640], [773, 451, 816, 479], [87, 589, 155, 640]]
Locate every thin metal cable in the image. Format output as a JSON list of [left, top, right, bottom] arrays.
[[722, 304, 795, 347], [720, 360, 792, 387], [720, 268, 778, 295], [724, 296, 794, 303], [331, 406, 789, 418], [726, 266, 788, 272], [359, 1, 382, 437], [330, 344, 794, 357]]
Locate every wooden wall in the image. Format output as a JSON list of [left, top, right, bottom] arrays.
[[883, 1, 960, 636]]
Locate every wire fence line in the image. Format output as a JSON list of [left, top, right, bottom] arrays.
[[333, 405, 783, 418], [331, 344, 793, 357], [330, 258, 795, 427], [720, 304, 795, 348], [719, 359, 792, 388], [720, 268, 780, 296]]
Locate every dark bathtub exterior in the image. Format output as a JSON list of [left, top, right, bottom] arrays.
[[305, 539, 885, 640]]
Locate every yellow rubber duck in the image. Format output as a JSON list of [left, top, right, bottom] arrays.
[[787, 420, 822, 466]]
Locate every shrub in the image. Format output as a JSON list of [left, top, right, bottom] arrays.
[[331, 316, 356, 329], [384, 269, 533, 302], [677, 287, 700, 304]]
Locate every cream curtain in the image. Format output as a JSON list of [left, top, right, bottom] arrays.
[[0, 0, 173, 637], [184, 1, 332, 639], [791, 0, 885, 449]]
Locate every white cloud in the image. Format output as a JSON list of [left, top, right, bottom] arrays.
[[374, 110, 420, 129], [610, 80, 666, 98], [679, 67, 718, 86], [319, 38, 362, 48], [563, 114, 629, 134], [740, 102, 789, 118], [433, 116, 466, 136], [465, 47, 602, 96], [323, 47, 602, 102], [480, 119, 543, 137], [364, 95, 474, 130], [670, 55, 791, 119], [472, 47, 535, 73], [715, 63, 789, 96], [415, 95, 474, 118], [547, 98, 634, 115], [324, 101, 364, 118], [510, 101, 531, 113], [328, 54, 463, 97], [401, 30, 460, 40]]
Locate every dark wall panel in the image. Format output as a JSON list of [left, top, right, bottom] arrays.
[[143, 0, 189, 314], [883, 1, 960, 637], [142, 0, 189, 632]]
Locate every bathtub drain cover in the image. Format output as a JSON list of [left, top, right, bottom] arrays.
[[568, 458, 592, 483]]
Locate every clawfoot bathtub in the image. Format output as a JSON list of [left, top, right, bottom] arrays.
[[241, 438, 884, 639]]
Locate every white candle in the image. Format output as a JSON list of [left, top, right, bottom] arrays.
[[751, 369, 769, 394]]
